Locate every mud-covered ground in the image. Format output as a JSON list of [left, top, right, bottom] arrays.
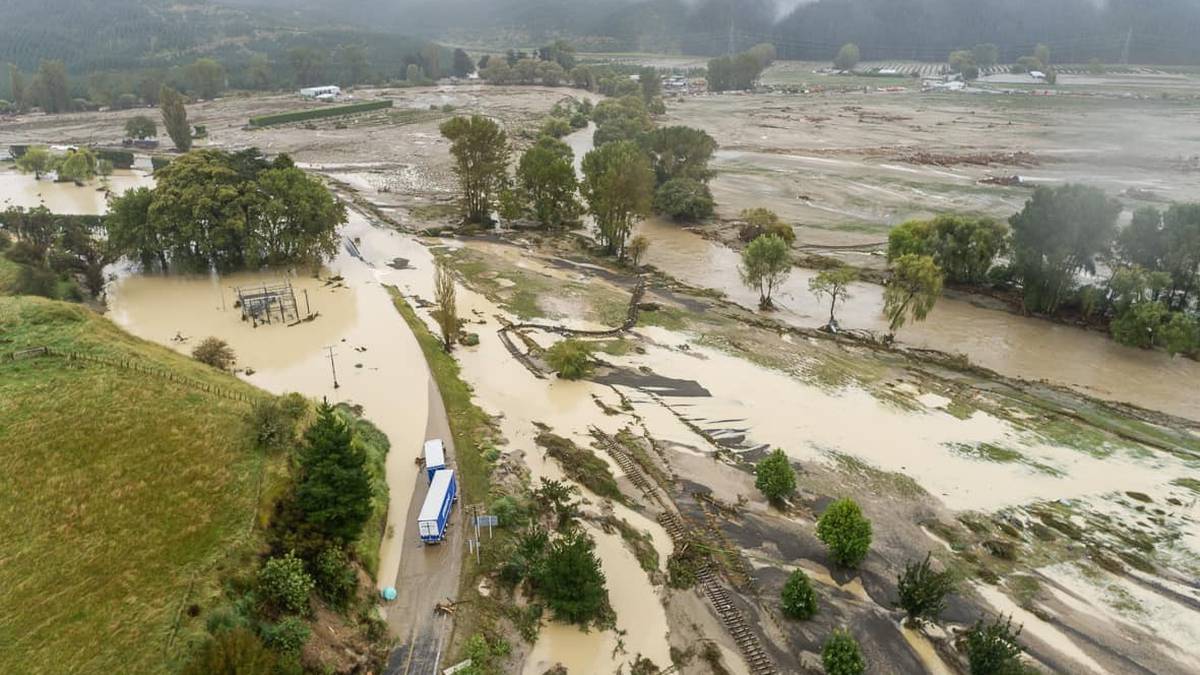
[[7, 71, 1200, 674]]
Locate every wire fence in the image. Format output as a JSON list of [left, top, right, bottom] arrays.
[[7, 346, 255, 404]]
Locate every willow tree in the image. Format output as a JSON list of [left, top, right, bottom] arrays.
[[883, 254, 943, 332], [740, 234, 791, 309], [580, 140, 653, 259], [440, 115, 509, 224], [159, 85, 192, 151]]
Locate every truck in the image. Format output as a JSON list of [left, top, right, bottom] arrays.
[[417, 469, 457, 544], [422, 439, 446, 483]]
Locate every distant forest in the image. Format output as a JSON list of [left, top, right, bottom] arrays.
[[228, 0, 1200, 65]]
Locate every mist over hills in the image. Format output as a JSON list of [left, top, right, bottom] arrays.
[[222, 0, 1200, 63]]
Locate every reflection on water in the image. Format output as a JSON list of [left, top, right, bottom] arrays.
[[633, 217, 1200, 421], [0, 169, 154, 215]]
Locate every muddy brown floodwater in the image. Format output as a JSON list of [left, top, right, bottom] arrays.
[[106, 211, 433, 596], [629, 216, 1200, 421], [0, 169, 154, 215]]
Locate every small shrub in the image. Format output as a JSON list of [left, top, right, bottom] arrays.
[[246, 395, 306, 451], [895, 552, 955, 625], [545, 338, 594, 380], [627, 234, 650, 267], [965, 615, 1024, 675], [312, 546, 357, 608], [491, 495, 527, 528], [257, 551, 314, 615], [181, 627, 277, 675], [822, 629, 865, 675], [816, 498, 872, 568], [6, 240, 45, 265], [754, 448, 796, 504], [259, 616, 310, 655], [193, 336, 236, 370], [0, 230, 11, 251], [780, 569, 817, 620]]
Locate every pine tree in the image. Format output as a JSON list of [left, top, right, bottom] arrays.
[[294, 402, 373, 547]]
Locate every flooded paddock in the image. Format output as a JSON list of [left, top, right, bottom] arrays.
[[631, 217, 1200, 421], [106, 211, 434, 593], [0, 168, 154, 215]]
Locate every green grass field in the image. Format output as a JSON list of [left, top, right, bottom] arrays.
[[0, 297, 279, 673]]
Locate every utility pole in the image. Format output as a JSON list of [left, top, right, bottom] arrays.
[[324, 345, 340, 389], [1120, 27, 1133, 66], [727, 1, 736, 56]]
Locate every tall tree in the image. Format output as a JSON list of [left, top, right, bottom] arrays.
[[186, 58, 225, 99], [809, 266, 859, 327], [740, 234, 791, 309], [8, 64, 25, 111], [515, 136, 580, 228], [639, 126, 718, 186], [248, 167, 346, 267], [288, 47, 326, 87], [433, 259, 458, 352], [1162, 203, 1200, 308], [452, 48, 474, 78], [105, 186, 165, 269], [295, 403, 373, 547], [638, 66, 661, 102], [15, 146, 53, 179], [34, 60, 68, 113], [533, 532, 609, 627], [334, 44, 369, 87], [159, 86, 192, 152], [440, 115, 510, 224], [834, 43, 860, 71], [580, 140, 654, 259], [1009, 184, 1120, 314], [884, 254, 943, 332]]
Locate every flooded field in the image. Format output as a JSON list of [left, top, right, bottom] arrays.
[[106, 211, 434, 594], [0, 168, 153, 215], [632, 216, 1200, 420]]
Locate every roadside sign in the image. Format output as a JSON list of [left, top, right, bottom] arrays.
[[475, 515, 499, 527]]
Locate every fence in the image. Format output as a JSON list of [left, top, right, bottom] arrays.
[[7, 346, 255, 404]]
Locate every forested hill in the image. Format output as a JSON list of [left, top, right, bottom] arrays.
[[0, 0, 434, 75], [224, 0, 1200, 65]]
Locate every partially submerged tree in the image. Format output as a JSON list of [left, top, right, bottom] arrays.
[[653, 177, 714, 221], [754, 448, 796, 504], [159, 86, 192, 151], [440, 115, 510, 223], [192, 337, 236, 370], [639, 126, 718, 186], [816, 498, 872, 568], [739, 234, 791, 309], [433, 259, 458, 352], [580, 140, 653, 259], [546, 339, 594, 380], [1009, 184, 1119, 314], [884, 254, 943, 333], [56, 148, 97, 183], [809, 266, 858, 328], [15, 146, 53, 179], [627, 234, 650, 268], [532, 531, 609, 626], [738, 207, 794, 245], [895, 553, 955, 626]]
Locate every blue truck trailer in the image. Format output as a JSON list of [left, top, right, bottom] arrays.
[[417, 469, 457, 544], [422, 439, 446, 483]]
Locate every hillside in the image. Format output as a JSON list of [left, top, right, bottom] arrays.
[[0, 296, 280, 673]]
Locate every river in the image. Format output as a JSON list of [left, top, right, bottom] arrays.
[[0, 168, 154, 215], [564, 125, 1200, 421]]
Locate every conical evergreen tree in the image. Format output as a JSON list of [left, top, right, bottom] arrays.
[[294, 402, 372, 547]]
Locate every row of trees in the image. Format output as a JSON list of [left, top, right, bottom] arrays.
[[106, 149, 347, 272], [889, 186, 1200, 356], [16, 146, 110, 184], [2, 44, 475, 115], [1, 206, 107, 301], [707, 43, 777, 92]]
